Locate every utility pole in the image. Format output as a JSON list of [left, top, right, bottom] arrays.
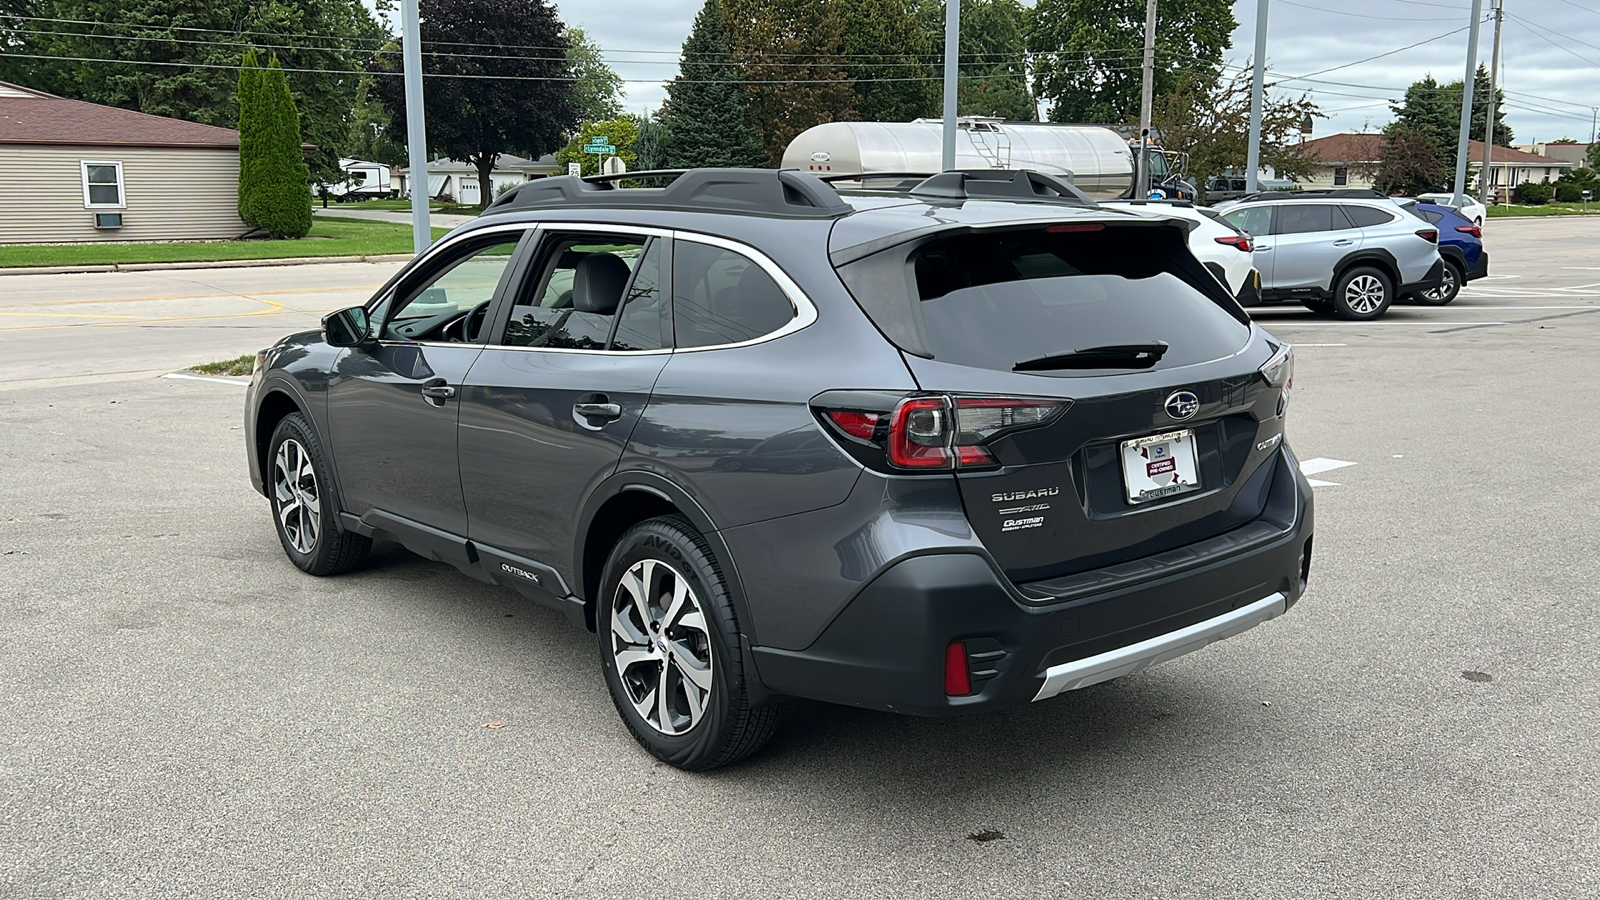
[[1478, 0, 1503, 205], [1451, 0, 1485, 206], [1246, 0, 1270, 193], [401, 0, 431, 254], [1138, 0, 1157, 197], [1591, 107, 1597, 145], [941, 0, 961, 172]]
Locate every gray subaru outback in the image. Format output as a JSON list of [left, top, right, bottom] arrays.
[[246, 169, 1314, 770]]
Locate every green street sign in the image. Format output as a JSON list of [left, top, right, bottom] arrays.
[[584, 143, 617, 155]]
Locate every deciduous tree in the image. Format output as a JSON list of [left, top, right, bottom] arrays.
[[843, 0, 938, 122], [554, 117, 640, 176], [1149, 66, 1322, 202], [1029, 0, 1234, 124], [1375, 122, 1449, 196], [658, 0, 768, 169], [724, 0, 855, 163], [911, 0, 1035, 120], [567, 25, 625, 123], [369, 0, 579, 206]]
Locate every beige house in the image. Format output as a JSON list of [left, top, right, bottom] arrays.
[[0, 81, 248, 244], [1294, 133, 1574, 196]]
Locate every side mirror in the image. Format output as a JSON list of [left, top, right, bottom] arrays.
[[322, 306, 372, 347]]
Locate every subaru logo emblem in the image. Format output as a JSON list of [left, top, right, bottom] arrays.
[[1164, 390, 1200, 421], [657, 639, 669, 653]]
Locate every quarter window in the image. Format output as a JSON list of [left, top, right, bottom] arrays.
[[81, 161, 124, 208], [1344, 205, 1398, 227], [672, 241, 795, 348]]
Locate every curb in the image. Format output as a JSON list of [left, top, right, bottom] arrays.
[[0, 253, 415, 277]]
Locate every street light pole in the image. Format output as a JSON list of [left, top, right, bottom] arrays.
[[1245, 0, 1269, 193], [1478, 0, 1502, 205], [941, 0, 961, 172], [1451, 0, 1485, 206], [401, 0, 431, 255], [1138, 0, 1157, 197]]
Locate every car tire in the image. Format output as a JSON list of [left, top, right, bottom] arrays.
[[598, 516, 782, 771], [267, 413, 371, 576], [1299, 297, 1335, 314], [1332, 266, 1393, 321], [1413, 259, 1463, 306]]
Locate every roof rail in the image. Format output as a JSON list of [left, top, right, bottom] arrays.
[[819, 169, 1095, 207], [1233, 188, 1388, 203], [485, 168, 852, 219]]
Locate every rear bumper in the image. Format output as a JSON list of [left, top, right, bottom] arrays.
[[1467, 250, 1489, 281], [1399, 259, 1446, 295], [751, 446, 1313, 716]]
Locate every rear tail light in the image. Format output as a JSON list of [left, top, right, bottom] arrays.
[[1416, 229, 1438, 243], [1456, 224, 1482, 238], [1259, 343, 1293, 416], [1214, 234, 1253, 252], [818, 393, 1071, 473]]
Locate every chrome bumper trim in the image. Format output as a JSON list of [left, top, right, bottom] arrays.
[[1032, 592, 1287, 701]]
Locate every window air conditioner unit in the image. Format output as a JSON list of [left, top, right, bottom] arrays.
[[94, 213, 124, 229]]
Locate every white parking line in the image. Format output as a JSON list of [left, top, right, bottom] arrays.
[[162, 372, 250, 387], [1300, 457, 1357, 488], [1296, 343, 1347, 347]]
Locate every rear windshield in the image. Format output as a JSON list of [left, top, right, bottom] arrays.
[[837, 223, 1250, 372]]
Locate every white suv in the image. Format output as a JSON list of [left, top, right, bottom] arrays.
[[1216, 192, 1445, 321]]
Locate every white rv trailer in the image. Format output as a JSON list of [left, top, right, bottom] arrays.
[[319, 158, 396, 201], [781, 118, 1142, 200]]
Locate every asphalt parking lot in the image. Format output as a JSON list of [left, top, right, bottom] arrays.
[[3, 218, 1598, 898]]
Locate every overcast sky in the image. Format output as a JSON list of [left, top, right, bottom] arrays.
[[548, 0, 1597, 145]]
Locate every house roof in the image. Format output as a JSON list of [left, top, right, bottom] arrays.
[[1300, 132, 1575, 167], [399, 153, 560, 175], [0, 81, 242, 149]]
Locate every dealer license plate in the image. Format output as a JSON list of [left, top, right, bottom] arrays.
[[1120, 429, 1201, 504]]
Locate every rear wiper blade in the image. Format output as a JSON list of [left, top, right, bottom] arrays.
[[1013, 342, 1169, 372]]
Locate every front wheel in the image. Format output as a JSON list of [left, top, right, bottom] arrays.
[[1333, 266, 1393, 321], [1413, 259, 1463, 306], [267, 413, 370, 576], [598, 517, 782, 770]]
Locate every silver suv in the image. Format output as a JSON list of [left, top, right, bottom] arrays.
[[1217, 192, 1444, 320]]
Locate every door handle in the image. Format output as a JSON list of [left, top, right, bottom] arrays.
[[1333, 239, 1354, 247], [420, 378, 456, 401], [1255, 244, 1273, 251], [574, 402, 622, 420]]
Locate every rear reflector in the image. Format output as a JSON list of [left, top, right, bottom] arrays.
[[1214, 234, 1253, 252], [1045, 223, 1105, 233], [1455, 224, 1482, 238], [1416, 229, 1438, 243], [944, 642, 972, 696]]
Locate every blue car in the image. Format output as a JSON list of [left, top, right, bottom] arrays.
[[1401, 200, 1488, 305]]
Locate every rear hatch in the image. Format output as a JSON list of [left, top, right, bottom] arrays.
[[833, 218, 1290, 585]]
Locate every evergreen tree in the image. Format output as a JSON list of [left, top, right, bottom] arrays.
[[567, 25, 626, 122], [239, 55, 313, 238], [658, 0, 768, 168], [237, 48, 265, 227], [634, 116, 669, 171]]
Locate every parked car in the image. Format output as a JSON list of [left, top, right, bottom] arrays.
[[1416, 192, 1486, 227], [1397, 199, 1489, 305], [1204, 176, 1300, 205], [1216, 190, 1445, 320], [1103, 198, 1261, 306], [246, 168, 1313, 770]]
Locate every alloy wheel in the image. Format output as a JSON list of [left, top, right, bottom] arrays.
[[1419, 265, 1459, 303], [272, 438, 321, 555], [609, 559, 714, 736], [1344, 274, 1386, 314]]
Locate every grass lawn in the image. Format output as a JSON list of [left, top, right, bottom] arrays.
[[1487, 202, 1600, 217], [190, 354, 257, 376], [0, 218, 450, 268], [327, 198, 487, 216]]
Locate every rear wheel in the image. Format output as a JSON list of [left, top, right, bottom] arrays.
[[1413, 258, 1462, 306], [267, 413, 370, 575], [1333, 266, 1393, 321], [598, 517, 782, 770]]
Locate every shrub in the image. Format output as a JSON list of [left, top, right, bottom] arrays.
[[237, 51, 312, 238], [1514, 181, 1553, 205]]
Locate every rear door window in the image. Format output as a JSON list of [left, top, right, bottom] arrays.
[[498, 234, 666, 351], [1275, 203, 1343, 234]]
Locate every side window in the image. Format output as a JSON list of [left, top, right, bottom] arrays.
[[81, 161, 124, 208], [501, 234, 652, 350], [1223, 206, 1272, 237], [1275, 204, 1336, 235], [1346, 205, 1399, 227], [381, 234, 522, 340], [672, 241, 796, 348]]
